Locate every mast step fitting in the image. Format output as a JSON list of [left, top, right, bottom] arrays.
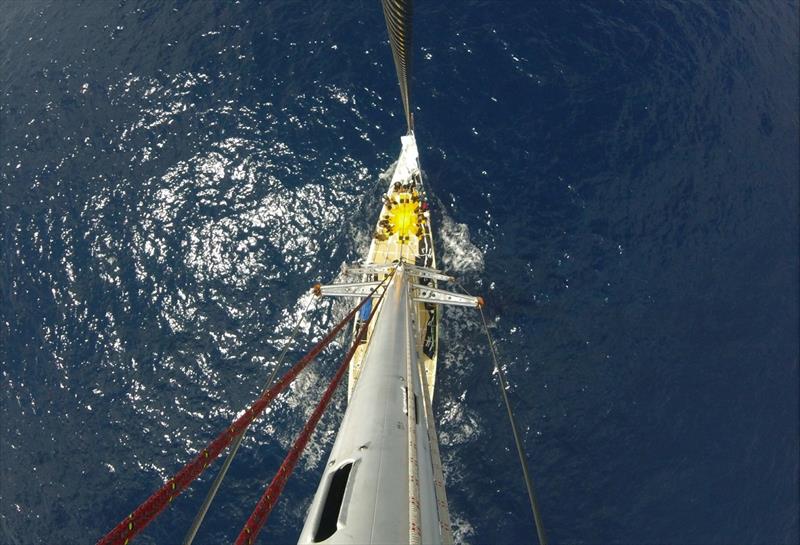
[[411, 284, 482, 307]]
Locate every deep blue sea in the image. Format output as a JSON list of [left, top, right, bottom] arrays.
[[1, 1, 798, 544]]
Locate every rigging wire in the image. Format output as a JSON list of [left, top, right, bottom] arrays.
[[456, 281, 548, 545], [95, 281, 384, 545], [182, 295, 317, 545]]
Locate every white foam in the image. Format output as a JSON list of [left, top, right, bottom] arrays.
[[451, 514, 476, 545], [438, 213, 484, 275]]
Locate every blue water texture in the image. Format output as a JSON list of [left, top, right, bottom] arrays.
[[1, 1, 798, 544]]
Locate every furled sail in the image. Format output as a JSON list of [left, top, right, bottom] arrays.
[[381, 0, 414, 132]]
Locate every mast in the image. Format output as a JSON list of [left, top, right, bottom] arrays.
[[299, 259, 479, 545], [298, 265, 436, 543]]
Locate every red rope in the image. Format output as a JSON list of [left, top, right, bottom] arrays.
[[234, 279, 387, 545], [95, 286, 381, 545]]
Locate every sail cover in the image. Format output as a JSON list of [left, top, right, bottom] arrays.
[[381, 0, 413, 132]]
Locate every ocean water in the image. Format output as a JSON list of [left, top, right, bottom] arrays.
[[1, 1, 798, 544]]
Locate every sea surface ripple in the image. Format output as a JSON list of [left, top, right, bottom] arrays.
[[1, 1, 798, 544]]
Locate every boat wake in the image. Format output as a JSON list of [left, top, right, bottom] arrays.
[[437, 212, 484, 278]]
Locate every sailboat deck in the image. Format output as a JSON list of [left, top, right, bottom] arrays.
[[347, 182, 439, 401]]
